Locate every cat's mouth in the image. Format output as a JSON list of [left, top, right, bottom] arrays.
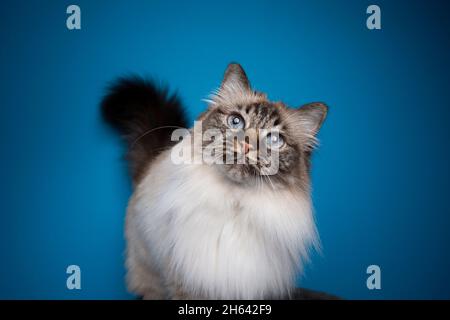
[[216, 149, 279, 184], [227, 139, 272, 167], [216, 162, 280, 187]]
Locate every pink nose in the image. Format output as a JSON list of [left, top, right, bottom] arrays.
[[242, 142, 251, 154]]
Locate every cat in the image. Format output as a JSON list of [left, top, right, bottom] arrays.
[[101, 63, 328, 299]]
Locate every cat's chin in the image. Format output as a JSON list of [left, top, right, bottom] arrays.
[[214, 163, 264, 186]]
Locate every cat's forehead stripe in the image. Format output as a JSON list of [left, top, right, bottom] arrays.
[[212, 101, 287, 130], [234, 102, 282, 128]]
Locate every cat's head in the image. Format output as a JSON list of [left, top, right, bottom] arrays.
[[198, 63, 327, 188]]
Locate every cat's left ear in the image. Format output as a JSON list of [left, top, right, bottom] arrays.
[[296, 102, 328, 137], [207, 63, 259, 107], [220, 63, 251, 91]]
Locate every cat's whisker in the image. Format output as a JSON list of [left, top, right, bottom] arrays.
[[260, 167, 277, 192], [131, 125, 187, 149]]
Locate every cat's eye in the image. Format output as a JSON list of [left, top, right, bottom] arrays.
[[266, 132, 285, 149], [227, 114, 245, 129]]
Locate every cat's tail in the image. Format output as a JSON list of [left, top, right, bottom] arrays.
[[101, 76, 188, 183]]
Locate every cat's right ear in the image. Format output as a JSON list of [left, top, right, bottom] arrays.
[[296, 102, 328, 137], [289, 102, 328, 150], [220, 63, 251, 92]]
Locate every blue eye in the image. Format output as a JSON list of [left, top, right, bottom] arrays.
[[227, 114, 245, 129], [266, 132, 284, 149]]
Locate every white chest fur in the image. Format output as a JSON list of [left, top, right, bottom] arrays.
[[129, 150, 318, 299]]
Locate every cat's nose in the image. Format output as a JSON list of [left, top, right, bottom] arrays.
[[239, 128, 257, 155], [241, 141, 251, 154]]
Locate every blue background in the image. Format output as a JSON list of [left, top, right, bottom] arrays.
[[1, 0, 449, 299]]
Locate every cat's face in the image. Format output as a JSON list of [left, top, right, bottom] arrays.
[[199, 64, 327, 187]]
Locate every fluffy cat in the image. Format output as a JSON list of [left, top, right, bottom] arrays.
[[102, 63, 328, 299]]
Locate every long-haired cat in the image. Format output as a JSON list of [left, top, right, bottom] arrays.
[[101, 63, 328, 299]]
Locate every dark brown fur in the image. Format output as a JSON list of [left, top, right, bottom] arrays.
[[101, 76, 187, 183]]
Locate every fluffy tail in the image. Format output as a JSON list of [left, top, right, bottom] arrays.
[[101, 76, 187, 183]]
